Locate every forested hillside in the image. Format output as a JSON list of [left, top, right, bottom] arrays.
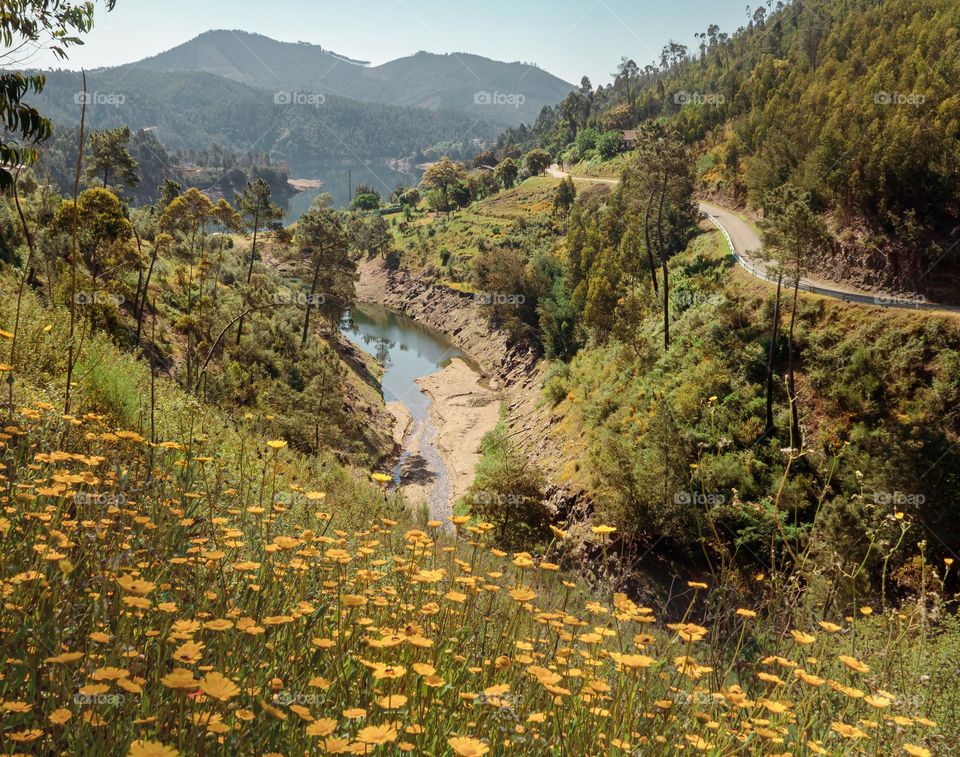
[[34, 126, 293, 206], [28, 68, 501, 164], [499, 0, 960, 297]]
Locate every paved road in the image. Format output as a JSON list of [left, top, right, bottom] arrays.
[[546, 165, 959, 314]]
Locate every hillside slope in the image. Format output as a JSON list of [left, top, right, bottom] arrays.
[[500, 0, 960, 299]]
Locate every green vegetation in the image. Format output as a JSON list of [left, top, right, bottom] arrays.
[[499, 0, 960, 296], [1, 2, 959, 754]]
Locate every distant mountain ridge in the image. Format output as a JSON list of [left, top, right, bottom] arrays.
[[29, 67, 502, 165], [121, 30, 574, 125]]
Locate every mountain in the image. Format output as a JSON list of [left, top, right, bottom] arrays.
[[124, 30, 575, 125], [28, 67, 504, 166]]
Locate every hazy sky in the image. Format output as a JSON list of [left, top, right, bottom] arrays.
[[19, 0, 753, 85]]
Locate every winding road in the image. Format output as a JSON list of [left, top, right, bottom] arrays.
[[546, 166, 959, 314]]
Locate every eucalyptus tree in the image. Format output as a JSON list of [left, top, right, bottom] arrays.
[[234, 179, 282, 344], [290, 194, 355, 348], [86, 126, 139, 195], [629, 126, 698, 349], [0, 0, 117, 190], [762, 185, 831, 447], [50, 187, 135, 327], [159, 188, 213, 315]]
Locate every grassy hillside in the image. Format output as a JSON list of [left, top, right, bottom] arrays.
[[1, 274, 958, 753]]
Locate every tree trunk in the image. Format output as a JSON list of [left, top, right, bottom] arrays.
[[661, 259, 670, 350], [236, 206, 260, 345], [301, 253, 324, 349], [642, 186, 659, 295], [763, 273, 783, 436], [787, 279, 801, 447], [65, 71, 88, 415], [137, 242, 160, 342], [656, 180, 669, 349]]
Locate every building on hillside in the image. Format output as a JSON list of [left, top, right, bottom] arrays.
[[622, 130, 638, 150]]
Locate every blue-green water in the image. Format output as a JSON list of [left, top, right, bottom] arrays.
[[340, 302, 474, 519]]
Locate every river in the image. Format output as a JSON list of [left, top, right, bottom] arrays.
[[340, 302, 480, 519], [285, 161, 424, 221]]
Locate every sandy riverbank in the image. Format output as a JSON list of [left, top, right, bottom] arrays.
[[418, 358, 501, 509]]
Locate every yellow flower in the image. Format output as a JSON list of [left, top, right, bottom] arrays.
[[7, 730, 43, 743], [172, 641, 204, 664], [306, 717, 338, 737], [838, 655, 870, 673], [818, 621, 843, 633], [199, 672, 240, 701], [509, 587, 537, 602], [736, 608, 757, 618], [49, 708, 72, 725], [160, 668, 198, 689], [44, 651, 84, 664], [267, 440, 287, 450], [904, 746, 931, 757], [790, 630, 816, 645], [448, 736, 490, 756], [610, 652, 657, 670], [128, 741, 179, 757], [117, 575, 156, 596], [831, 722, 867, 740], [591, 525, 616, 535], [356, 724, 399, 745], [371, 663, 406, 680], [371, 472, 392, 483]]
